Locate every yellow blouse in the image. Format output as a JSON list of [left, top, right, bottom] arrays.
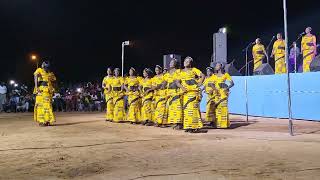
[[110, 76, 124, 96], [163, 69, 181, 96], [102, 76, 113, 94], [215, 73, 232, 99], [152, 74, 166, 96], [203, 74, 217, 95], [301, 35, 316, 51], [140, 78, 153, 98], [252, 44, 266, 59], [179, 68, 202, 91], [273, 39, 285, 55]]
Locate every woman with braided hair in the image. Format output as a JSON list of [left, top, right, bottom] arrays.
[[124, 67, 142, 124], [214, 63, 234, 128], [33, 61, 55, 126], [152, 65, 167, 127], [110, 68, 126, 122], [203, 67, 217, 127], [163, 59, 183, 129], [140, 68, 154, 126], [177, 57, 205, 133], [102, 67, 114, 121]]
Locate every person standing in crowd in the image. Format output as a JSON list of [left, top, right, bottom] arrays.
[[110, 68, 125, 122], [271, 33, 286, 74], [214, 63, 234, 129], [102, 68, 114, 121], [289, 42, 301, 73], [33, 61, 55, 126], [140, 68, 154, 126], [152, 65, 167, 127], [0, 82, 7, 112], [124, 67, 142, 124], [164, 59, 183, 129], [301, 27, 317, 72], [177, 57, 205, 133], [252, 38, 267, 72], [203, 67, 217, 127]]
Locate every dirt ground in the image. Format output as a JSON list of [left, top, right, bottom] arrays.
[[0, 112, 320, 180]]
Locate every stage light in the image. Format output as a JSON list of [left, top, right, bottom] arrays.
[[123, 41, 130, 46], [219, 27, 227, 34], [14, 83, 18, 87], [10, 80, 15, 85], [77, 88, 82, 93], [31, 54, 37, 60]]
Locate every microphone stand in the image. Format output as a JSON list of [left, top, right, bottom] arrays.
[[266, 36, 275, 64], [242, 42, 254, 76]]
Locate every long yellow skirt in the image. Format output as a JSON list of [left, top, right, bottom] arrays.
[[253, 57, 263, 71], [154, 95, 167, 125], [34, 89, 55, 124], [275, 54, 287, 74], [183, 91, 203, 130], [303, 50, 315, 72], [166, 94, 182, 124], [127, 93, 141, 123], [141, 97, 153, 122], [205, 95, 216, 122], [215, 98, 230, 128], [105, 94, 114, 120], [113, 95, 125, 122]]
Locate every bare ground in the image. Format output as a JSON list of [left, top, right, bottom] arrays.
[[0, 112, 320, 180]]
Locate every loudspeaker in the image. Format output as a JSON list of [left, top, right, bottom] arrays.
[[163, 54, 181, 69], [225, 64, 242, 76], [310, 55, 320, 72], [253, 63, 274, 75]]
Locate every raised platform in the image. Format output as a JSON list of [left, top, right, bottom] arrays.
[[200, 72, 320, 121]]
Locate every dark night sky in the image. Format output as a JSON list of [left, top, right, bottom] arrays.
[[0, 0, 319, 84]]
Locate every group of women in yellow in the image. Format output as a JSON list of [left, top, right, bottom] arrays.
[[102, 57, 234, 133], [252, 26, 317, 74], [33, 61, 56, 126]]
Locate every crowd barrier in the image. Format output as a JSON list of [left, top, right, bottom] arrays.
[[200, 72, 320, 121]]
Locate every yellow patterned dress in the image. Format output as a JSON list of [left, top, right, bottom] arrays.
[[203, 74, 217, 123], [110, 77, 125, 122], [301, 35, 317, 72], [252, 44, 266, 71], [102, 76, 114, 120], [152, 75, 167, 125], [215, 73, 232, 128], [180, 68, 203, 130], [140, 78, 154, 123], [164, 70, 183, 125], [126, 76, 142, 123], [33, 68, 55, 125], [273, 39, 286, 74]]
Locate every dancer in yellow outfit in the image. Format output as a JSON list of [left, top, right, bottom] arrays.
[[152, 65, 167, 127], [214, 63, 234, 129], [33, 61, 55, 126], [301, 27, 317, 72], [124, 68, 142, 124], [202, 67, 217, 126], [271, 33, 286, 74], [102, 68, 114, 121], [177, 57, 205, 133], [252, 38, 267, 72], [164, 59, 183, 129], [110, 68, 126, 122], [140, 68, 154, 126]]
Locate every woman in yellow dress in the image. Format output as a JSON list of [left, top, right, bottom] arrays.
[[124, 67, 142, 124], [202, 67, 217, 127], [102, 67, 114, 121], [177, 57, 205, 133], [252, 38, 267, 72], [271, 33, 286, 74], [152, 65, 167, 127], [301, 27, 317, 72], [140, 68, 154, 126], [33, 61, 55, 126], [164, 59, 183, 129], [214, 63, 234, 129], [110, 68, 126, 122]]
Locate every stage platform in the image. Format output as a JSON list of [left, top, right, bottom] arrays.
[[200, 72, 320, 121]]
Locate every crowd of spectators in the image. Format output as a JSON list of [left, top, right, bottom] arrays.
[[0, 81, 105, 113]]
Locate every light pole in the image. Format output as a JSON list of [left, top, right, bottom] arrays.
[[121, 41, 130, 77]]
